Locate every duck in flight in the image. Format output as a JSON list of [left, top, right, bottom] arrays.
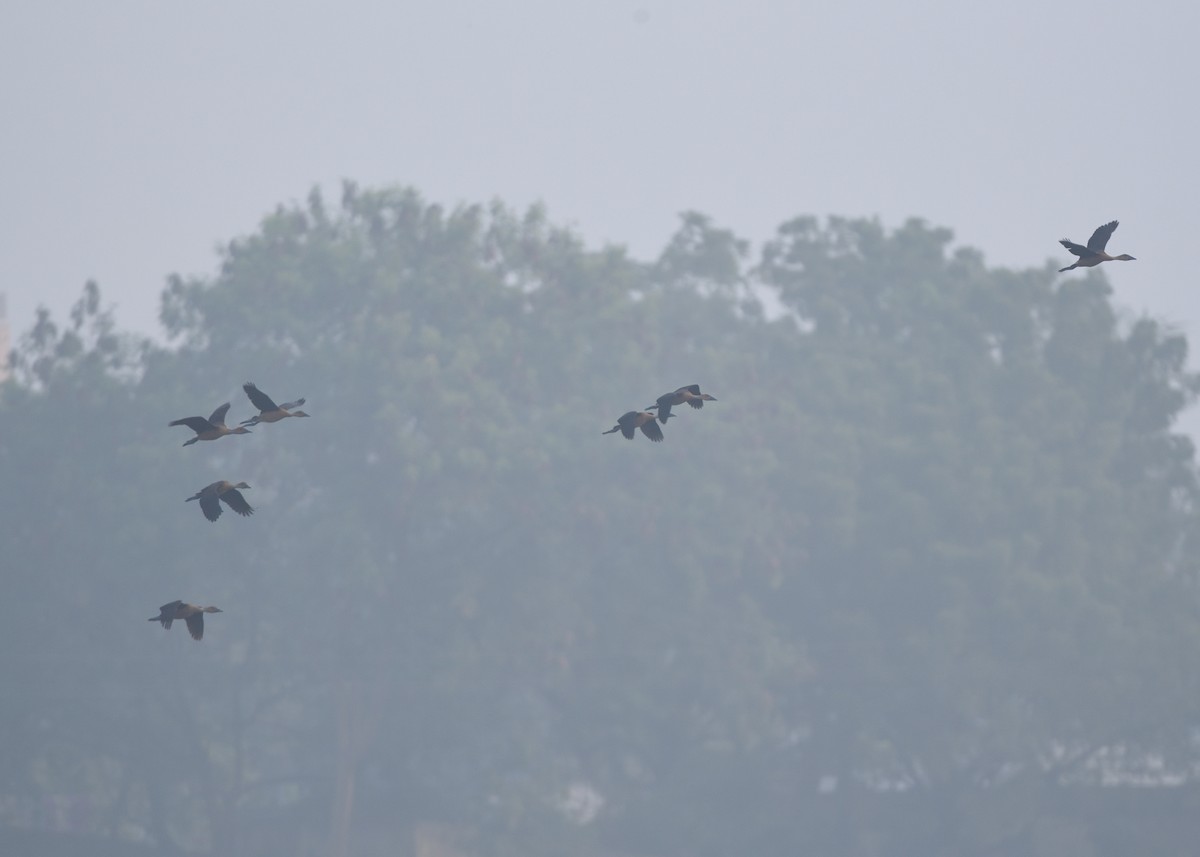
[[1059, 220, 1136, 273], [240, 382, 309, 427], [168, 402, 252, 446], [647, 384, 718, 423], [185, 480, 254, 522], [149, 601, 223, 641], [603, 411, 666, 442]]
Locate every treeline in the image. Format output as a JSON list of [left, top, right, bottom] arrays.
[[1, 184, 1199, 857]]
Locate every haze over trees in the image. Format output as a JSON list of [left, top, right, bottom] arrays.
[[2, 184, 1199, 857]]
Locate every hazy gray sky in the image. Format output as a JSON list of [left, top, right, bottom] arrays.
[[3, 0, 1197, 345]]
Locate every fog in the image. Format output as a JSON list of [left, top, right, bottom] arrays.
[[3, 1, 1198, 342], [3, 3, 1200, 856]]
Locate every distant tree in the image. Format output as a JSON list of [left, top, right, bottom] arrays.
[[2, 195, 1199, 857]]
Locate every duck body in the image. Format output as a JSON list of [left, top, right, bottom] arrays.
[[1059, 220, 1136, 272]]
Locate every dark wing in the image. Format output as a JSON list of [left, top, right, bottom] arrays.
[[276, 397, 305, 411], [207, 402, 232, 426], [679, 384, 702, 395], [1059, 239, 1090, 258], [199, 495, 223, 522], [656, 401, 674, 422], [185, 612, 204, 641], [640, 419, 665, 442], [616, 411, 639, 439], [221, 489, 255, 517], [169, 415, 215, 433], [154, 600, 183, 629], [243, 383, 278, 412], [1086, 220, 1119, 252]]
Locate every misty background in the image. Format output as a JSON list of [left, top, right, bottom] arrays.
[[3, 2, 1200, 856], [3, 1, 1199, 342]]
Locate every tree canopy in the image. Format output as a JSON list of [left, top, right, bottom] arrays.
[[2, 184, 1199, 856]]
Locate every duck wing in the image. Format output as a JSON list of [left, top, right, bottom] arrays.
[[153, 600, 183, 628], [199, 495, 223, 522], [243, 383, 279, 412], [1086, 220, 1118, 252], [207, 402, 232, 426], [1058, 239, 1091, 258], [185, 612, 205, 640], [169, 415, 215, 433], [639, 419, 665, 442], [220, 489, 255, 518]]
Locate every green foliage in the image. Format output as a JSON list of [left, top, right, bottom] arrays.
[[2, 189, 1199, 856]]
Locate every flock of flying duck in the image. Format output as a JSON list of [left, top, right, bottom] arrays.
[[148, 382, 308, 640], [144, 220, 1132, 640], [604, 384, 718, 442]]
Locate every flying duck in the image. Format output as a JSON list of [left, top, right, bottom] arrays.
[[1059, 220, 1136, 273], [149, 601, 223, 641], [185, 481, 254, 522], [603, 411, 665, 442], [647, 384, 718, 423], [169, 402, 251, 446], [240, 382, 309, 426]]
